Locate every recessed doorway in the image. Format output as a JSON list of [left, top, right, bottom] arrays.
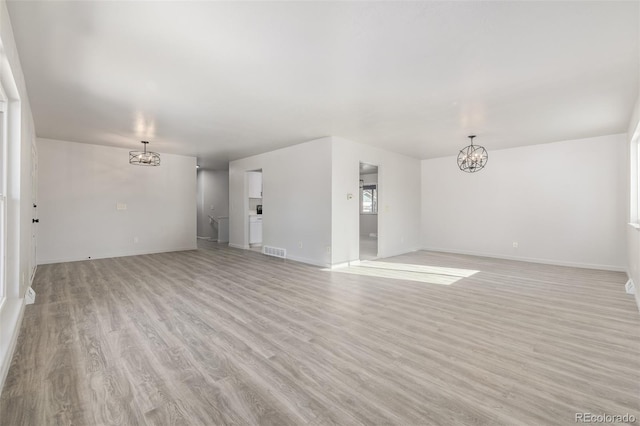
[[246, 169, 263, 252], [359, 162, 378, 260]]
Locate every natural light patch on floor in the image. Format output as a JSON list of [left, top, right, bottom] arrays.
[[329, 261, 479, 285]]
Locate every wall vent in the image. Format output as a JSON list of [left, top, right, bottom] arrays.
[[263, 246, 286, 259], [625, 279, 636, 295]]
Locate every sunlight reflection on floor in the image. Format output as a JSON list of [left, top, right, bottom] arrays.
[[328, 261, 479, 285]]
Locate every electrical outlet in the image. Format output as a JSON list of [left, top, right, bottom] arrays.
[[326, 246, 331, 253], [134, 237, 139, 244], [298, 241, 303, 248], [512, 242, 519, 248]]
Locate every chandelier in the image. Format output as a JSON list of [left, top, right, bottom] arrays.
[[457, 135, 487, 173], [129, 141, 160, 166]]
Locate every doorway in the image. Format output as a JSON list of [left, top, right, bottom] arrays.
[[246, 169, 263, 251], [30, 141, 37, 282], [359, 162, 378, 260]]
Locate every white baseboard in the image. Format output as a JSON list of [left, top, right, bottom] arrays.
[[421, 247, 626, 272], [284, 254, 330, 268], [0, 297, 25, 393], [37, 245, 198, 265], [329, 261, 351, 269], [377, 247, 419, 260], [30, 265, 37, 284], [327, 248, 418, 269], [228, 243, 248, 250]]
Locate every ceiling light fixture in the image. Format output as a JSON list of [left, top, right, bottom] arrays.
[[129, 141, 160, 166], [457, 135, 488, 173]]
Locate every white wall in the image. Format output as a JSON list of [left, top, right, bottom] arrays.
[[332, 137, 421, 264], [230, 137, 420, 267], [359, 173, 378, 236], [196, 169, 229, 240], [422, 134, 627, 270], [37, 138, 197, 264], [229, 137, 333, 266], [0, 0, 37, 392]]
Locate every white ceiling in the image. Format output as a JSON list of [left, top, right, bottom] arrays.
[[7, 1, 639, 169]]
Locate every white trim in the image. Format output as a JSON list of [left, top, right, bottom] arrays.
[[229, 243, 248, 250], [421, 247, 626, 272], [36, 246, 198, 265], [630, 124, 640, 224], [197, 235, 217, 241], [0, 296, 25, 393], [628, 270, 640, 314], [0, 194, 5, 304], [285, 254, 330, 268], [628, 222, 640, 230], [377, 247, 419, 260]]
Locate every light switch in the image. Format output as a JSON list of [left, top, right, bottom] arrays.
[[117, 203, 127, 210]]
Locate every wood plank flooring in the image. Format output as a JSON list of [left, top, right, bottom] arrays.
[[1, 244, 638, 425]]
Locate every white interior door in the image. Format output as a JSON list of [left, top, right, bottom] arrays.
[[29, 141, 37, 282]]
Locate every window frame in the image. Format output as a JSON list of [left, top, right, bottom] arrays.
[[0, 85, 6, 308], [630, 123, 640, 230]]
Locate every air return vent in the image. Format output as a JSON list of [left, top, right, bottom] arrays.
[[263, 246, 286, 259], [625, 279, 636, 295]]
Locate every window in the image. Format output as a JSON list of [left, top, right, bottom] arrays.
[[636, 135, 639, 222], [361, 184, 377, 214], [0, 90, 6, 307], [630, 123, 640, 229]]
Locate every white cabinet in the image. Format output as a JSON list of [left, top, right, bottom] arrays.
[[249, 215, 262, 244], [248, 172, 262, 199]]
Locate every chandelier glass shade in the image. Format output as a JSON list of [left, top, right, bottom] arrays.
[[457, 135, 487, 173], [129, 141, 160, 166]]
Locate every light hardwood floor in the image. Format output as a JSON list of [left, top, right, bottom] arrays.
[[1, 245, 639, 425]]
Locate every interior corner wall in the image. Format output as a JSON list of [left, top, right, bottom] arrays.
[[228, 137, 332, 267], [196, 169, 229, 240], [36, 138, 197, 264], [421, 134, 627, 270], [331, 137, 421, 265]]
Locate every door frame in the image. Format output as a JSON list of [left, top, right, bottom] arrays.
[[358, 162, 380, 260], [29, 140, 37, 282]]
